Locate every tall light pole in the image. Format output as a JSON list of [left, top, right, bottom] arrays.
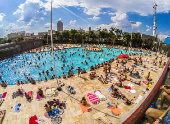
[[6, 30, 8, 40], [50, 0, 59, 88], [129, 21, 136, 54], [45, 27, 49, 44]]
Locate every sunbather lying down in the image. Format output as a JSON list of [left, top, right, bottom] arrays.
[[80, 97, 88, 106], [129, 79, 141, 85], [89, 71, 98, 80], [98, 75, 108, 84], [114, 81, 123, 87]]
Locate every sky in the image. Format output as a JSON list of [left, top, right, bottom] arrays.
[[0, 0, 170, 40]]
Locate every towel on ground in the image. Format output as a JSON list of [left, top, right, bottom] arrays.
[[0, 94, 2, 98], [127, 83, 134, 88], [48, 109, 59, 117], [114, 78, 119, 81], [78, 103, 92, 113], [29, 115, 38, 124], [87, 93, 100, 104], [143, 81, 148, 85], [127, 89, 136, 94], [51, 88, 56, 95], [110, 106, 121, 116], [107, 88, 113, 92], [46, 89, 52, 97], [94, 90, 106, 101], [2, 92, 7, 98]]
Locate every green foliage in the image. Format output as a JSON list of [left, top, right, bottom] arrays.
[[16, 37, 24, 42], [62, 30, 69, 39]]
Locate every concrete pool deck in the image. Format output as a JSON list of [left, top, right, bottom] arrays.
[[0, 45, 168, 124]]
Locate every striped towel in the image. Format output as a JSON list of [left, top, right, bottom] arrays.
[[87, 93, 100, 104]]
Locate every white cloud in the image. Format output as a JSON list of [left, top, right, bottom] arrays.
[[102, 12, 107, 14], [45, 23, 55, 27], [0, 24, 3, 28], [0, 13, 6, 22], [133, 22, 142, 28], [158, 34, 167, 41], [108, 13, 116, 15], [58, 18, 61, 20], [88, 16, 100, 21], [13, 0, 46, 26], [146, 25, 152, 32], [42, 0, 170, 17], [69, 20, 76, 25]]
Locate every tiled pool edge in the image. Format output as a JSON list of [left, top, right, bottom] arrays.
[[116, 57, 170, 124]]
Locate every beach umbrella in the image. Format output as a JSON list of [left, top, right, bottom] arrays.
[[117, 55, 129, 58]]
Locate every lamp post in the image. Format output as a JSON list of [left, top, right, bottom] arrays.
[[50, 0, 59, 88], [45, 27, 49, 44], [129, 21, 136, 54]]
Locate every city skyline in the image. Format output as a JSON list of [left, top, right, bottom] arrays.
[[0, 0, 170, 40]]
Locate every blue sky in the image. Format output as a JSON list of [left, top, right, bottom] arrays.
[[0, 0, 170, 40]]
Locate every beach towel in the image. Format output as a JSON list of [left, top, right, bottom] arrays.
[[78, 103, 92, 113], [46, 89, 52, 97], [87, 93, 100, 104], [29, 115, 38, 124], [94, 90, 106, 101], [124, 86, 131, 89], [51, 88, 56, 95], [127, 89, 136, 94], [14, 103, 21, 112], [142, 81, 148, 85], [107, 88, 113, 92], [2, 92, 7, 98], [12, 91, 19, 99], [51, 115, 62, 124], [0, 94, 2, 98], [110, 106, 121, 116], [127, 83, 134, 88]]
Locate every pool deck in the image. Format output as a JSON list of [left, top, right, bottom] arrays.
[[0, 45, 168, 124]]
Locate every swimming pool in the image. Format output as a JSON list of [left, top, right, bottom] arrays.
[[0, 47, 149, 85]]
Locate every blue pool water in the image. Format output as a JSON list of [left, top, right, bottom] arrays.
[[0, 47, 149, 85]]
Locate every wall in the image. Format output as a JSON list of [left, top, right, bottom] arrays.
[[0, 40, 43, 59]]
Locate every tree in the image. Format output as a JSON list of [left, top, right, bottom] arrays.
[[70, 29, 78, 42], [16, 37, 24, 42], [53, 31, 60, 40], [123, 32, 131, 46], [131, 32, 142, 47], [62, 30, 69, 39]]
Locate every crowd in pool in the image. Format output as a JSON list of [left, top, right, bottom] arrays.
[[0, 45, 169, 124], [0, 46, 147, 86]]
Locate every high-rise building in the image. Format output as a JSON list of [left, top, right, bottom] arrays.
[[57, 21, 63, 31], [89, 27, 91, 31]]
